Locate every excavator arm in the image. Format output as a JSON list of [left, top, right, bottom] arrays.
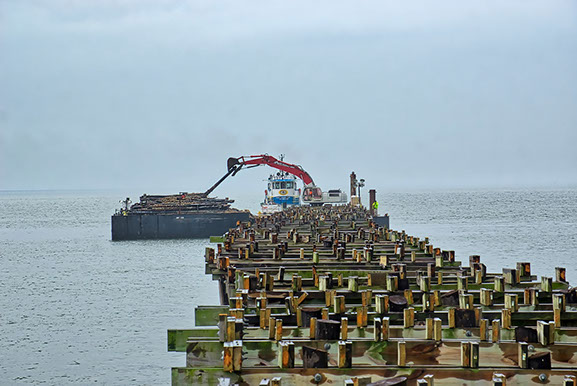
[[204, 154, 328, 204], [227, 155, 315, 186]]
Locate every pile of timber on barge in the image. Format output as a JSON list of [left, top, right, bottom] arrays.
[[111, 193, 251, 240], [169, 205, 577, 385]]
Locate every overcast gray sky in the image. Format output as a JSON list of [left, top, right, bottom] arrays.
[[1, 0, 576, 195]]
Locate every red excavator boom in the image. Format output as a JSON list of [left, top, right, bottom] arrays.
[[229, 154, 315, 186], [203, 154, 343, 207], [204, 154, 316, 197]]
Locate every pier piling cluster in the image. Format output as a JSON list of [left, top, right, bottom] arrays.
[[169, 205, 577, 385]]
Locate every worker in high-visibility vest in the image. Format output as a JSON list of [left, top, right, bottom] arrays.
[[372, 201, 379, 214]]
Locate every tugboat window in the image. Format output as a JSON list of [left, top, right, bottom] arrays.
[[274, 182, 280, 189], [286, 182, 293, 189], [281, 182, 286, 189]]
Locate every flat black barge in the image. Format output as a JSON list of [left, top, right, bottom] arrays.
[[111, 193, 251, 241]]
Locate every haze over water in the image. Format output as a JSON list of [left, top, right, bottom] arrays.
[[1, 188, 576, 384]]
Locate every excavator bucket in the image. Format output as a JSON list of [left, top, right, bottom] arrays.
[[227, 157, 240, 172]]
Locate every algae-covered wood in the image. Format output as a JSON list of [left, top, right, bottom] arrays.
[[169, 205, 577, 385]]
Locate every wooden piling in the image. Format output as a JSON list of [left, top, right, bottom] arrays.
[[501, 309, 512, 329], [341, 317, 348, 340], [274, 319, 283, 341], [374, 317, 382, 342], [492, 319, 501, 342], [518, 341, 528, 369], [278, 341, 294, 368], [338, 340, 353, 368], [426, 318, 433, 340], [461, 341, 471, 368], [334, 295, 346, 314], [480, 288, 493, 306], [504, 293, 519, 313], [375, 294, 389, 314], [356, 306, 368, 328], [398, 341, 406, 367], [480, 319, 489, 341], [494, 276, 505, 292], [553, 293, 566, 312], [382, 317, 390, 341], [541, 276, 552, 292], [448, 307, 456, 329], [348, 276, 359, 292], [556, 267, 567, 282], [403, 307, 415, 328], [309, 317, 317, 339]]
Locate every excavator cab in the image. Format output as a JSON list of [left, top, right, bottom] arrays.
[[302, 186, 323, 203]]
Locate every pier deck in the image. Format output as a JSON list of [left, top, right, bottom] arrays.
[[169, 205, 577, 385]]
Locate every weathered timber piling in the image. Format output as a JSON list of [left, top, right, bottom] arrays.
[[169, 204, 577, 385]]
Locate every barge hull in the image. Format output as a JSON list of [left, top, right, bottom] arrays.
[[111, 212, 251, 240]]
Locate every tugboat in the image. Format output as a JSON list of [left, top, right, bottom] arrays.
[[261, 169, 301, 214]]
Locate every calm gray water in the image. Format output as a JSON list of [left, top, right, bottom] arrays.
[[1, 188, 576, 384]]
